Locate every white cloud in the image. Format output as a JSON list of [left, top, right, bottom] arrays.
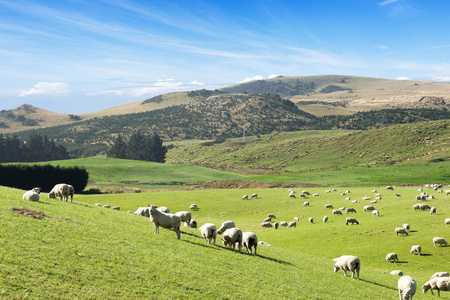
[[238, 76, 264, 83], [268, 74, 279, 79], [379, 0, 400, 6], [376, 45, 389, 50], [395, 76, 410, 80], [190, 80, 205, 85], [432, 76, 450, 82], [154, 79, 183, 87], [19, 82, 68, 96]]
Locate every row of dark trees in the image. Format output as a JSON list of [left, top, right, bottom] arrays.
[[107, 131, 167, 163], [0, 133, 69, 163]]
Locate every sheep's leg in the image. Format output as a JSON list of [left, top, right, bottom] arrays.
[[155, 225, 159, 234], [398, 289, 402, 300], [343, 270, 347, 277]]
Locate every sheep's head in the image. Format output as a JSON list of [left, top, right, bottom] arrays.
[[48, 191, 55, 199], [148, 205, 157, 212], [333, 264, 340, 273], [32, 187, 41, 194], [422, 283, 431, 293]]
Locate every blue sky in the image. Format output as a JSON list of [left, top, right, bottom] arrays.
[[1, 0, 449, 114]]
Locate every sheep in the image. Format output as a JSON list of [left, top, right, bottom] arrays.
[[113, 206, 120, 210], [267, 213, 276, 219], [261, 222, 272, 228], [386, 253, 399, 263], [345, 197, 351, 200], [403, 224, 410, 231], [446, 189, 450, 195], [242, 232, 258, 255], [398, 275, 417, 300], [396, 194, 402, 197], [148, 205, 181, 239], [323, 216, 328, 223], [258, 241, 271, 247], [363, 205, 376, 212], [410, 245, 421, 256], [375, 193, 381, 197], [293, 217, 299, 222], [391, 270, 403, 276], [134, 207, 150, 217], [185, 219, 197, 228], [23, 189, 40, 202], [263, 217, 272, 223], [395, 227, 409, 237], [431, 272, 449, 279], [386, 186, 394, 190], [189, 204, 198, 211], [422, 277, 450, 297], [346, 208, 357, 214], [250, 193, 258, 199], [372, 210, 380, 217], [325, 204, 334, 210], [428, 195, 435, 200], [333, 255, 360, 280], [370, 200, 377, 204], [302, 190, 310, 195], [221, 228, 243, 251], [313, 193, 320, 197], [299, 193, 307, 198], [274, 222, 279, 229], [333, 209, 342, 216], [303, 201, 310, 207], [339, 206, 345, 211], [280, 221, 288, 227], [446, 218, 450, 228], [371, 189, 377, 193], [416, 195, 426, 201], [346, 218, 359, 225], [48, 183, 70, 201], [420, 204, 431, 211], [199, 223, 216, 245], [66, 184, 74, 202], [242, 194, 248, 200], [157, 206, 170, 213], [217, 221, 236, 235], [103, 205, 111, 208], [175, 211, 192, 227], [287, 189, 295, 194], [288, 221, 296, 228], [95, 203, 102, 207], [362, 196, 372, 201], [289, 193, 296, 198], [351, 200, 358, 204], [340, 192, 346, 196], [309, 217, 314, 224], [433, 237, 448, 247], [325, 189, 331, 193], [430, 207, 436, 215]]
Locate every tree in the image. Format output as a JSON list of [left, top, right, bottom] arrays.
[[107, 134, 127, 159], [147, 132, 167, 163]]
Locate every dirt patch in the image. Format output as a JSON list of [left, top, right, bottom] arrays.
[[10, 207, 45, 219]]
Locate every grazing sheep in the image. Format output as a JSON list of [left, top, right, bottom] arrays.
[[372, 210, 380, 217], [333, 255, 360, 280], [189, 204, 198, 211], [148, 205, 181, 239], [288, 221, 296, 228], [289, 193, 296, 198], [313, 193, 320, 197], [113, 206, 120, 210], [333, 209, 342, 216], [48, 183, 70, 202], [302, 190, 310, 195], [221, 228, 243, 252], [217, 221, 236, 235], [325, 190, 331, 193], [346, 218, 359, 225], [370, 200, 377, 204], [243, 195, 248, 200], [303, 201, 310, 207], [375, 193, 381, 197], [346, 208, 357, 214], [242, 232, 258, 255], [287, 189, 295, 194], [420, 204, 431, 211], [325, 204, 334, 210], [386, 186, 394, 190], [261, 222, 272, 228], [372, 189, 377, 193], [323, 216, 328, 223], [280, 221, 288, 227], [185, 219, 197, 228], [267, 214, 276, 219], [345, 197, 351, 200], [403, 224, 410, 231], [95, 203, 102, 207], [351, 200, 358, 203], [398, 275, 417, 300], [175, 211, 192, 227], [299, 193, 307, 198], [386, 253, 399, 263], [422, 277, 450, 297], [157, 206, 170, 213], [433, 237, 448, 247], [395, 227, 409, 237], [362, 196, 372, 201], [103, 205, 111, 208], [428, 195, 435, 200], [446, 218, 450, 228], [274, 222, 279, 229], [391, 270, 403, 276], [66, 184, 74, 202], [250, 193, 258, 199], [363, 205, 376, 212], [134, 207, 150, 217], [309, 217, 314, 224], [341, 192, 346, 196], [413, 204, 421, 211], [263, 217, 272, 223], [430, 207, 436, 215], [445, 189, 450, 195], [395, 194, 401, 197], [258, 241, 271, 247], [294, 217, 299, 222], [431, 272, 449, 279], [199, 223, 217, 245], [410, 245, 421, 256], [23, 189, 40, 202], [339, 206, 345, 211]]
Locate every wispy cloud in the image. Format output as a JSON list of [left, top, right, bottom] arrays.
[[19, 82, 68, 96], [378, 0, 420, 19], [376, 45, 389, 50], [395, 76, 410, 80], [379, 0, 400, 6]]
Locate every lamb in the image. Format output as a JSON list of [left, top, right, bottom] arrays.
[[48, 183, 70, 201], [309, 217, 314, 224], [185, 219, 197, 228], [430, 207, 436, 215], [134, 207, 150, 217], [157, 206, 170, 213], [333, 209, 342, 216], [288, 221, 296, 228], [250, 193, 258, 199], [303, 201, 310, 207], [386, 253, 399, 263], [325, 190, 331, 193], [446, 218, 450, 228], [428, 195, 435, 200], [346, 208, 356, 214], [174, 211, 192, 227], [323, 216, 328, 223], [371, 189, 377, 193], [189, 204, 198, 211], [410, 245, 421, 256], [243, 194, 248, 200], [280, 221, 288, 227], [372, 210, 380, 217], [221, 228, 243, 252], [199, 223, 217, 245], [431, 272, 449, 279], [325, 204, 334, 210], [391, 270, 403, 276], [148, 205, 181, 239], [217, 221, 236, 234], [23, 189, 40, 202], [346, 218, 359, 225], [364, 205, 376, 212], [433, 237, 448, 247], [345, 190, 351, 194], [66, 184, 74, 202], [395, 227, 409, 237], [242, 232, 258, 255], [419, 204, 431, 211], [398, 275, 417, 300], [403, 224, 410, 231], [333, 255, 360, 280], [422, 277, 450, 297], [261, 222, 272, 228]]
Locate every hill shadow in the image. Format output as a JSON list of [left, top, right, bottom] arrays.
[[360, 279, 397, 291]]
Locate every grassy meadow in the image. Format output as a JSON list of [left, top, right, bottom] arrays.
[[1, 184, 449, 299]]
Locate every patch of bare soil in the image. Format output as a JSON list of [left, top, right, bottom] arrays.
[[10, 207, 45, 219]]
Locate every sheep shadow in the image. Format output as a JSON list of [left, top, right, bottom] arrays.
[[359, 279, 397, 291], [181, 239, 223, 251]]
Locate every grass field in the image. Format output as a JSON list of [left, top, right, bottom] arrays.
[[1, 184, 448, 299]]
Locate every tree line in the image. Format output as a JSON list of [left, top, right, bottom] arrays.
[[107, 131, 167, 163], [0, 132, 69, 163]]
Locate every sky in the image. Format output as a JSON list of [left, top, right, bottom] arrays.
[[1, 0, 450, 114]]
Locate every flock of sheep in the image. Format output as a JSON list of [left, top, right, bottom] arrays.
[[22, 183, 75, 203]]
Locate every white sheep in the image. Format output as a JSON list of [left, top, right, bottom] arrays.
[[362, 196, 372, 201], [371, 189, 377, 193], [103, 205, 110, 208], [134, 207, 150, 217], [267, 214, 276, 219], [386, 253, 399, 263], [189, 204, 198, 211], [422, 277, 450, 297], [345, 190, 351, 193], [446, 218, 450, 228], [242, 232, 258, 255], [395, 227, 409, 237], [148, 205, 181, 239], [242, 194, 248, 200], [289, 193, 296, 198], [274, 222, 279, 229], [23, 189, 40, 202], [398, 275, 417, 300], [66, 184, 74, 202], [430, 207, 436, 215], [261, 222, 272, 228], [333, 209, 342, 216], [346, 218, 359, 225], [325, 204, 334, 210], [351, 200, 358, 203], [199, 223, 216, 244], [302, 190, 310, 195], [258, 241, 271, 247], [157, 206, 170, 213], [263, 217, 272, 223], [221, 228, 243, 251], [372, 210, 380, 217], [288, 221, 296, 228], [431, 272, 449, 279], [313, 193, 319, 197], [48, 183, 70, 201], [346, 208, 356, 214], [323, 216, 328, 223], [294, 217, 299, 222], [403, 224, 410, 231], [410, 245, 421, 256], [370, 200, 377, 204], [280, 221, 288, 227], [95, 203, 102, 207], [345, 197, 351, 200], [339, 206, 345, 211], [299, 193, 307, 198], [303, 201, 310, 207], [250, 193, 258, 199], [309, 217, 314, 224], [433, 237, 448, 247], [333, 255, 360, 280], [184, 219, 197, 228], [325, 189, 331, 193], [217, 221, 235, 235], [363, 205, 375, 212], [391, 270, 403, 276], [113, 206, 120, 210], [175, 211, 192, 227]]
